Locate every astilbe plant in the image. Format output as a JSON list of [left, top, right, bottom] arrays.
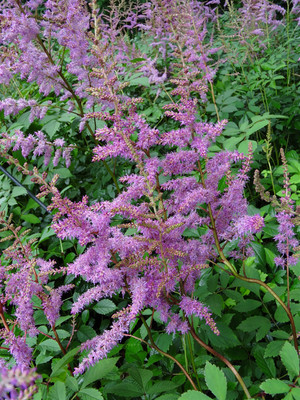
[[0, 1, 299, 398], [33, 46, 268, 392], [0, 363, 39, 400], [0, 210, 74, 368]]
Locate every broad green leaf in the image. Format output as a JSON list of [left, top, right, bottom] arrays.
[[131, 57, 146, 63], [233, 299, 261, 312], [66, 376, 79, 392], [50, 346, 80, 378], [55, 315, 73, 326], [223, 136, 243, 151], [244, 120, 269, 135], [265, 248, 275, 267], [105, 381, 144, 397], [206, 322, 240, 349], [290, 289, 300, 301], [271, 330, 290, 340], [204, 362, 227, 400], [77, 325, 96, 342], [221, 104, 237, 113], [129, 77, 150, 87], [238, 316, 271, 341], [280, 342, 300, 378], [54, 168, 72, 178], [147, 381, 180, 395], [254, 347, 276, 378], [129, 367, 153, 391], [238, 140, 258, 155], [11, 186, 27, 197], [260, 379, 290, 394], [77, 388, 104, 400], [156, 333, 173, 352], [251, 242, 266, 267], [291, 388, 300, 400], [39, 226, 55, 243], [264, 341, 285, 357], [93, 299, 116, 315], [82, 358, 118, 388], [43, 120, 61, 138], [21, 214, 41, 224], [49, 381, 66, 400], [36, 354, 52, 365], [39, 339, 61, 353], [155, 395, 179, 400], [205, 294, 224, 316], [275, 306, 290, 323], [55, 329, 70, 339], [24, 197, 40, 212], [179, 390, 212, 400]]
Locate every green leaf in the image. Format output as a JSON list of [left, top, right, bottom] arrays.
[[105, 381, 144, 397], [77, 326, 96, 343], [39, 339, 61, 353], [93, 299, 116, 315], [11, 186, 27, 197], [271, 330, 290, 340], [238, 140, 257, 155], [291, 388, 300, 400], [39, 226, 55, 243], [206, 322, 240, 349], [66, 376, 79, 392], [238, 316, 271, 341], [156, 333, 173, 352], [260, 379, 290, 394], [130, 57, 146, 63], [21, 214, 41, 224], [54, 168, 72, 178], [49, 381, 66, 400], [264, 341, 285, 358], [43, 120, 61, 138], [82, 358, 118, 388], [155, 395, 179, 400], [179, 390, 212, 400], [129, 77, 150, 87], [147, 381, 180, 395], [265, 248, 275, 267], [233, 299, 261, 312], [280, 342, 300, 379], [251, 242, 266, 267], [205, 294, 224, 316], [204, 362, 227, 400], [244, 119, 269, 136], [77, 388, 104, 400], [129, 367, 153, 391], [50, 346, 80, 378], [36, 354, 53, 365], [254, 347, 276, 378]]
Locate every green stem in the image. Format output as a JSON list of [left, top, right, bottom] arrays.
[[187, 332, 202, 390], [189, 325, 251, 399]]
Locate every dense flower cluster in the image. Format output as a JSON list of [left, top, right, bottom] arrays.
[[0, 363, 39, 400], [0, 213, 73, 367], [0, 130, 74, 167], [274, 150, 299, 268]]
